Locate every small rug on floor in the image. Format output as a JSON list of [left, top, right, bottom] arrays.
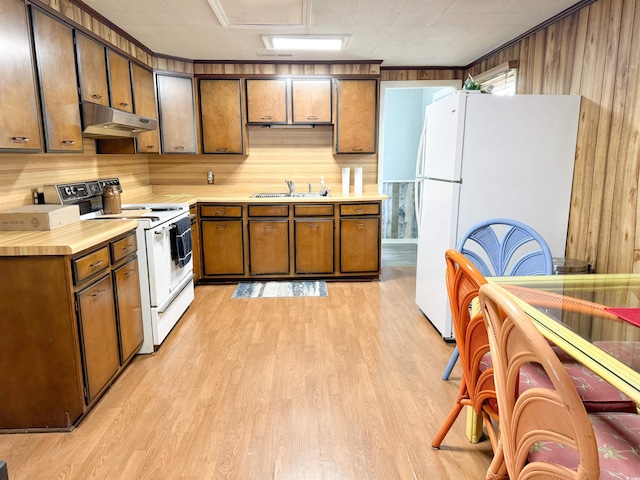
[[232, 280, 328, 299]]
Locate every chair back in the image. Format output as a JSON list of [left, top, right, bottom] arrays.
[[445, 249, 495, 412], [478, 283, 599, 479], [457, 218, 553, 277]]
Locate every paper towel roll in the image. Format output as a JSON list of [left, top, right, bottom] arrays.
[[354, 167, 363, 195], [342, 167, 350, 194]]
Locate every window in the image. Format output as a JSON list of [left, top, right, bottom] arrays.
[[474, 61, 518, 96]]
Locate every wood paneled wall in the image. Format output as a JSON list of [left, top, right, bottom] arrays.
[[381, 68, 464, 81], [148, 126, 377, 192], [466, 0, 640, 274], [0, 140, 149, 210]]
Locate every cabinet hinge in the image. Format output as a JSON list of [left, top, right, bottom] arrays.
[[83, 386, 88, 403]]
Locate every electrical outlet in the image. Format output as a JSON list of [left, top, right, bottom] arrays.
[[31, 188, 40, 204]]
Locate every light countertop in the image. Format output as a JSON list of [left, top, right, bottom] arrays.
[[0, 185, 386, 256], [0, 220, 138, 256]]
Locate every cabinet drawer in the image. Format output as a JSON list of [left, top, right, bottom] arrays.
[[294, 204, 334, 217], [248, 205, 289, 217], [200, 205, 242, 218], [73, 247, 110, 285], [340, 203, 380, 216], [110, 232, 137, 264]]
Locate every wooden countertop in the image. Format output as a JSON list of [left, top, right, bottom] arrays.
[[1, 186, 386, 256], [0, 220, 138, 256], [126, 185, 387, 203]]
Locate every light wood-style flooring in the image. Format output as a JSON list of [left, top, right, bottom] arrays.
[[0, 266, 492, 479]]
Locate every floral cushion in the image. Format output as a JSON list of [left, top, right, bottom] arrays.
[[479, 350, 637, 413], [527, 412, 640, 479]]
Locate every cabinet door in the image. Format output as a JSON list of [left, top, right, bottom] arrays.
[[295, 219, 334, 273], [132, 64, 160, 153], [202, 220, 244, 275], [108, 50, 133, 112], [246, 79, 288, 123], [0, 0, 42, 152], [292, 79, 331, 124], [31, 8, 83, 152], [76, 274, 119, 404], [157, 74, 197, 153], [200, 79, 246, 154], [334, 79, 377, 154], [340, 218, 380, 273], [249, 220, 290, 275], [75, 33, 109, 106], [113, 258, 143, 364]]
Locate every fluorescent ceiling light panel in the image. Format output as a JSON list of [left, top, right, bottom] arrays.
[[263, 35, 352, 51], [207, 0, 311, 27]]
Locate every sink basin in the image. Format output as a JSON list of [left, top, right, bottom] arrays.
[[251, 193, 290, 198], [252, 192, 330, 198]]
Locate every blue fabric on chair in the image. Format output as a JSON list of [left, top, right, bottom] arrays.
[[442, 218, 553, 380]]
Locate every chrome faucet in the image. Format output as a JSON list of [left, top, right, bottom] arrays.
[[285, 179, 295, 195]]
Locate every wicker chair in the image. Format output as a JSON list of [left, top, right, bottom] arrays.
[[479, 283, 640, 480]]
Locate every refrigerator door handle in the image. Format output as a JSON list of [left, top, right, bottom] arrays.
[[415, 117, 427, 179], [424, 177, 463, 184], [415, 178, 422, 232]]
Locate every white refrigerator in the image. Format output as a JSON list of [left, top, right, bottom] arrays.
[[414, 91, 581, 339]]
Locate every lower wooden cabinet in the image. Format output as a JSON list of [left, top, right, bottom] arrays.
[[340, 218, 380, 273], [249, 220, 290, 275], [77, 274, 119, 404], [202, 219, 244, 275], [0, 229, 143, 431], [295, 219, 334, 274], [198, 201, 381, 281], [113, 257, 144, 364]]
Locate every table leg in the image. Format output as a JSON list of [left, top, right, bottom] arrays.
[[465, 406, 483, 443]]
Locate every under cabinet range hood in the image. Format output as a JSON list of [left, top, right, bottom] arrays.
[[81, 102, 157, 138]]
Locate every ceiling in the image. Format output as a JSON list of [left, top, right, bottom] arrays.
[[81, 0, 582, 67]]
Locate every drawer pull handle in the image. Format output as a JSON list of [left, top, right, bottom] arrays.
[[62, 140, 76, 146], [263, 225, 273, 229], [147, 145, 155, 149], [260, 116, 273, 120], [309, 224, 319, 229], [89, 260, 104, 269], [215, 210, 225, 215], [119, 102, 129, 107], [355, 223, 365, 228], [351, 147, 363, 152], [355, 209, 365, 214], [216, 224, 226, 229], [214, 147, 228, 152], [124, 269, 136, 277], [121, 245, 131, 253], [175, 146, 186, 150], [91, 288, 106, 298], [91, 94, 103, 99], [12, 136, 30, 143], [306, 115, 317, 120]]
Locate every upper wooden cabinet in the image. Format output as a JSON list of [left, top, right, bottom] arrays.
[[199, 79, 247, 154], [245, 78, 332, 125], [107, 50, 133, 112], [131, 64, 160, 153], [156, 74, 197, 154], [292, 79, 332, 124], [31, 7, 83, 153], [334, 79, 378, 154], [246, 79, 288, 124], [75, 33, 109, 106], [77, 35, 133, 113], [0, 0, 42, 152]]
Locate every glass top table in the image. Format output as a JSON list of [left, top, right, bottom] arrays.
[[489, 273, 640, 404]]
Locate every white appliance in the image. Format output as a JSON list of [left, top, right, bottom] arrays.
[[42, 179, 195, 354], [414, 91, 581, 339]]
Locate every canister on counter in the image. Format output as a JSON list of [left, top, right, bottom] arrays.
[[102, 185, 122, 214]]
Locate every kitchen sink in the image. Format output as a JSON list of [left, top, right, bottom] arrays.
[[252, 192, 330, 198]]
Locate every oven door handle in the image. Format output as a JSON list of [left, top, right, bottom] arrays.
[[157, 273, 194, 313], [154, 224, 176, 236]]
